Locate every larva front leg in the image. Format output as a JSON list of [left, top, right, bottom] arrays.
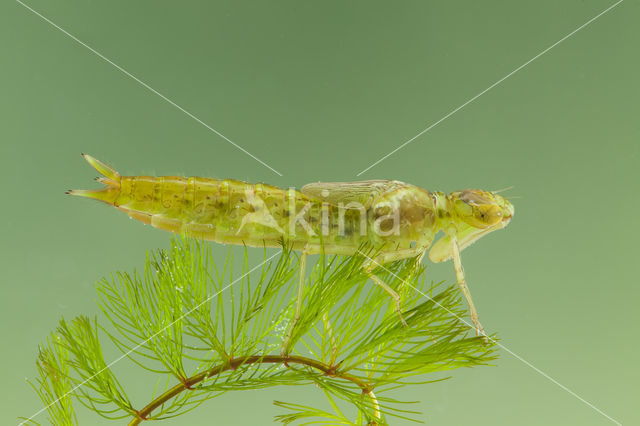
[[449, 233, 487, 341]]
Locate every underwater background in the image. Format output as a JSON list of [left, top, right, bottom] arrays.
[[1, 1, 637, 424]]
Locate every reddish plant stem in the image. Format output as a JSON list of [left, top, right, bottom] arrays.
[[127, 355, 379, 425]]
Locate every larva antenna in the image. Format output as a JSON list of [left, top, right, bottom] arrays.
[[66, 154, 121, 204], [491, 185, 514, 194]]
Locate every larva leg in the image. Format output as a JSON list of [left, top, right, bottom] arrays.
[[450, 234, 486, 341], [362, 248, 425, 327], [364, 267, 408, 327], [281, 245, 310, 357]]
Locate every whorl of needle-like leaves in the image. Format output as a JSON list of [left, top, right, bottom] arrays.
[[21, 238, 497, 425]]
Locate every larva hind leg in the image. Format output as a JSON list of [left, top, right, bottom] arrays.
[[281, 245, 310, 357]]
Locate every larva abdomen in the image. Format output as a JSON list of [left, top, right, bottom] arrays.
[[69, 155, 342, 248]]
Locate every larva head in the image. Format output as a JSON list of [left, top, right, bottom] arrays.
[[429, 189, 514, 263], [449, 189, 514, 229]]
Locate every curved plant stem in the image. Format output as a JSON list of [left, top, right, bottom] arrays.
[[128, 355, 380, 425]]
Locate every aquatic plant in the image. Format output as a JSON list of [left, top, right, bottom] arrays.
[[21, 238, 497, 425]]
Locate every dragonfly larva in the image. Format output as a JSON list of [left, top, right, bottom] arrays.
[[69, 154, 514, 350]]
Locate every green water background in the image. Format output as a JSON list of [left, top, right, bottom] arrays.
[[1, 1, 637, 425]]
